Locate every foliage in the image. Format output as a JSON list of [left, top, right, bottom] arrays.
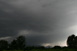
[[16, 36, 26, 49], [53, 46, 62, 49], [10, 36, 26, 50], [10, 40, 17, 49], [67, 34, 77, 48], [0, 40, 8, 50]]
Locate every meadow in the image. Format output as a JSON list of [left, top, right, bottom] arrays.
[[3, 49, 77, 51]]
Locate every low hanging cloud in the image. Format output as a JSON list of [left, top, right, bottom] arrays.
[[0, 0, 77, 46]]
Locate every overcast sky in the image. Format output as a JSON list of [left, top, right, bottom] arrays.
[[0, 0, 77, 46]]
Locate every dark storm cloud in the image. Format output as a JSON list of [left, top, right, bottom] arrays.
[[0, 0, 59, 36], [0, 0, 77, 46], [26, 33, 67, 46]]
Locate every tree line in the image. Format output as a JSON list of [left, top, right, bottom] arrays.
[[0, 34, 77, 50], [0, 36, 26, 50], [67, 34, 77, 48]]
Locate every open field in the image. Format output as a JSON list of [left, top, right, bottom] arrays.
[[3, 49, 77, 51]]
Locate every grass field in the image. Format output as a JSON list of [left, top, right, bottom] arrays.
[[3, 49, 77, 51]]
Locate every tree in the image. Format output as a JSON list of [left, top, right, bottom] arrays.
[[10, 40, 17, 49], [67, 34, 75, 48], [10, 36, 26, 49], [0, 40, 8, 50], [67, 34, 77, 48], [16, 36, 26, 49], [74, 36, 77, 48], [53, 46, 61, 49]]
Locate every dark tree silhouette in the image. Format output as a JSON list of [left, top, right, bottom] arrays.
[[16, 36, 26, 49], [10, 40, 17, 49], [67, 34, 77, 48], [10, 36, 26, 50], [53, 46, 61, 49], [0, 40, 8, 50], [67, 34, 75, 48], [74, 36, 77, 48]]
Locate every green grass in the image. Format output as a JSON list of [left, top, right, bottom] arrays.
[[3, 49, 77, 51]]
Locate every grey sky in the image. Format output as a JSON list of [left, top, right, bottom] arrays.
[[0, 0, 77, 46]]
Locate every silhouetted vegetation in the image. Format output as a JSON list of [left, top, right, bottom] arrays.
[[67, 34, 77, 48], [10, 36, 26, 50], [0, 40, 8, 51], [10, 39, 17, 50], [0, 34, 77, 51], [53, 46, 62, 49]]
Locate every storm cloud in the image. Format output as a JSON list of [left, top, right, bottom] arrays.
[[0, 0, 77, 46]]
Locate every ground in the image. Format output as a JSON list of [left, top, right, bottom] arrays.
[[3, 49, 77, 51]]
